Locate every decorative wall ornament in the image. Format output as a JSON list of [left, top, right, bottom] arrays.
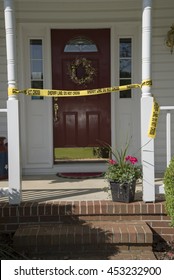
[[68, 57, 96, 86], [166, 25, 174, 54]]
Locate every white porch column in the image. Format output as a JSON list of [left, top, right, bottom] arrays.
[[4, 0, 22, 204], [141, 0, 155, 202]]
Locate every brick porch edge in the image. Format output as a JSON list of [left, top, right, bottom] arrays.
[[0, 200, 174, 242]]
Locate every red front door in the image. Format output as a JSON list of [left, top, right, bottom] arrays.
[[51, 29, 111, 153]]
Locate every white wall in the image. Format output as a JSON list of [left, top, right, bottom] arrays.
[[15, 0, 142, 174]]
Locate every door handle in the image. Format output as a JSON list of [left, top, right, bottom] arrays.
[[54, 102, 59, 123]]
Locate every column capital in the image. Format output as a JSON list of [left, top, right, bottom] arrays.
[[4, 0, 17, 100], [142, 0, 152, 97]]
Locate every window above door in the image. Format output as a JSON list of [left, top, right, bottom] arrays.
[[64, 36, 98, 52]]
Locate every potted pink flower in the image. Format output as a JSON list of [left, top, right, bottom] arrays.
[[105, 145, 142, 202]]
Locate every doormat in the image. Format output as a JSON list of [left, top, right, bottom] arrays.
[[57, 172, 104, 179]]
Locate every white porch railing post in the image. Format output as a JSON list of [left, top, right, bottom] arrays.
[[4, 0, 22, 204], [166, 112, 171, 167], [160, 106, 174, 168], [141, 0, 155, 202]]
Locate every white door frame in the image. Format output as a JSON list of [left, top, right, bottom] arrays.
[[18, 22, 141, 175]]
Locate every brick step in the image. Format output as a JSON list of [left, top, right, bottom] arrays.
[[13, 221, 153, 255], [1, 200, 173, 243]]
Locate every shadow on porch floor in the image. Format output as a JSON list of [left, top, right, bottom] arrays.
[[0, 175, 164, 203]]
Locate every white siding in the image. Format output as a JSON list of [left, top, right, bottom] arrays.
[[0, 1, 7, 138], [1, 0, 174, 173], [15, 0, 141, 23], [152, 0, 174, 172]]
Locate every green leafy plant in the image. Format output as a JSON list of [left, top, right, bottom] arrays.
[[105, 143, 142, 184], [93, 147, 110, 158], [164, 157, 174, 227]]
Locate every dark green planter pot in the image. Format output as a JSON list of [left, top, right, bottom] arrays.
[[110, 180, 136, 203]]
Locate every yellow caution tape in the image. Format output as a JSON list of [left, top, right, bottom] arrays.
[[148, 98, 160, 139], [8, 79, 159, 138], [8, 80, 152, 97]]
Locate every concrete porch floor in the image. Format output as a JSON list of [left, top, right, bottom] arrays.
[[0, 175, 114, 202], [0, 175, 164, 203]]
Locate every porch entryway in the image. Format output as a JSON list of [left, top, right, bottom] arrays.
[[0, 175, 171, 260], [51, 29, 111, 161]]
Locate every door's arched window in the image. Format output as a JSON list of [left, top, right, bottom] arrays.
[[64, 36, 98, 52]]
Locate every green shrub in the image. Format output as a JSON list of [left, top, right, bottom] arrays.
[[164, 157, 174, 227], [93, 147, 110, 158]]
